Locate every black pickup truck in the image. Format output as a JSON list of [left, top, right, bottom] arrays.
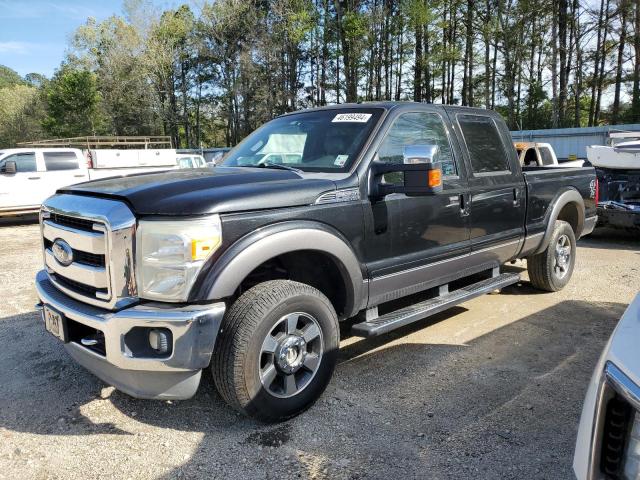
[[35, 103, 597, 421]]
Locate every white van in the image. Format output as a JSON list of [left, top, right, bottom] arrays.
[[0, 148, 177, 217]]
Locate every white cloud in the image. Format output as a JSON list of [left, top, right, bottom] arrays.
[[0, 41, 32, 55], [0, 1, 112, 20]]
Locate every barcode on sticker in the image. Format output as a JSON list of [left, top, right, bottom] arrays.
[[332, 113, 372, 123]]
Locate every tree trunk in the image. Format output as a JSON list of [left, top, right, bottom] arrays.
[[551, 0, 559, 127], [558, 0, 568, 125], [467, 0, 474, 106], [414, 23, 423, 101], [573, 0, 583, 127], [595, 0, 611, 124], [633, 0, 640, 121], [589, 0, 606, 126], [612, 0, 629, 124], [484, 0, 491, 109], [424, 19, 431, 102]]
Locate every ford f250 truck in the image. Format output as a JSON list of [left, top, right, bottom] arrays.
[[35, 103, 597, 421]]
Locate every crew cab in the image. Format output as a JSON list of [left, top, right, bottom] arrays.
[[34, 103, 597, 421]]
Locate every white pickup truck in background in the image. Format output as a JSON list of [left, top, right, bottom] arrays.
[[515, 142, 585, 168], [0, 147, 178, 217]]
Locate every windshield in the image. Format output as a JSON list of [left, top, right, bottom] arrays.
[[222, 108, 383, 172]]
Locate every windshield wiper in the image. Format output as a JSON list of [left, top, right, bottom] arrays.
[[257, 162, 303, 174]]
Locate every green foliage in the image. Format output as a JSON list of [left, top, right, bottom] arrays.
[[43, 68, 106, 137], [0, 65, 25, 89], [0, 84, 45, 146]]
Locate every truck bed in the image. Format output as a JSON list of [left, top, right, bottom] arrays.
[[522, 166, 597, 236]]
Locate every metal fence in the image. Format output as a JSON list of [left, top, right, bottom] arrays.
[[510, 124, 640, 160]]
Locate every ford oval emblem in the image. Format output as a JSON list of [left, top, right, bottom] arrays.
[[52, 238, 74, 267]]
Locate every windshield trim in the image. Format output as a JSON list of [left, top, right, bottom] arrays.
[[221, 107, 387, 174]]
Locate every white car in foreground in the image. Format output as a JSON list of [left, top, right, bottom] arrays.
[[574, 294, 640, 480]]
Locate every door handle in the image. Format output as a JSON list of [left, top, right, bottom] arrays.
[[28, 176, 41, 180], [513, 188, 521, 207], [459, 194, 470, 217], [73, 174, 86, 178]]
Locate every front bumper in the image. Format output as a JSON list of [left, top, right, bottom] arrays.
[[574, 294, 640, 480], [35, 270, 226, 400]]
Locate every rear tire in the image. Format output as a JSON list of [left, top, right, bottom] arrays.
[[211, 280, 339, 422], [527, 220, 576, 292]]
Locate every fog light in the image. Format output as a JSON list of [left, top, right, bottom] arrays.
[[149, 329, 170, 354]]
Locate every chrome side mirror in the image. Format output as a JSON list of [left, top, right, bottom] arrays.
[[403, 144, 439, 165]]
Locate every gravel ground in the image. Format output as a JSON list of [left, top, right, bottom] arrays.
[[0, 220, 638, 480]]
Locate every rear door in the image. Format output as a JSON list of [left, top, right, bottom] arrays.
[[450, 112, 525, 263], [0, 151, 43, 210], [42, 151, 88, 200]]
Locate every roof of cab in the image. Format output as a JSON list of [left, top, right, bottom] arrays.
[[277, 101, 501, 118], [0, 147, 82, 154]]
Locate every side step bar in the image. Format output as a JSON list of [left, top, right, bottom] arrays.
[[351, 273, 520, 338]]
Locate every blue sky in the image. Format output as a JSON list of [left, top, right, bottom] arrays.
[[0, 0, 189, 78]]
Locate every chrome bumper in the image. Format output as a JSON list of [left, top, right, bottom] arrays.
[[35, 270, 226, 399]]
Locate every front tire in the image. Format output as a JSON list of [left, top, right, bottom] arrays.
[[527, 220, 576, 292], [211, 280, 339, 422]]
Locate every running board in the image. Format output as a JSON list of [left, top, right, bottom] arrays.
[[351, 273, 520, 338]]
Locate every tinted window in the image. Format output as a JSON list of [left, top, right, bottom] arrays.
[[458, 115, 510, 173], [539, 147, 554, 166], [2, 153, 37, 172], [378, 112, 456, 184], [43, 151, 80, 171]]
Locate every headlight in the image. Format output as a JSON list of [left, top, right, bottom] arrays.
[[136, 215, 222, 301]]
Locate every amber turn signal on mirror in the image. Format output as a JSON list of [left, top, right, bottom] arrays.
[[428, 169, 442, 188]]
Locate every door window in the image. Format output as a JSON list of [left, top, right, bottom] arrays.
[[457, 115, 510, 174], [539, 147, 554, 165], [177, 157, 193, 169], [43, 152, 80, 171], [1, 153, 37, 172], [378, 112, 456, 184]]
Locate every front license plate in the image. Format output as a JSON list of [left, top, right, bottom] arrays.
[[43, 305, 68, 342]]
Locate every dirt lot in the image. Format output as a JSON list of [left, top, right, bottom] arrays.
[[0, 220, 638, 480]]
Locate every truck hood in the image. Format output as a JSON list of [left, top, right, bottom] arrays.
[[60, 167, 337, 215]]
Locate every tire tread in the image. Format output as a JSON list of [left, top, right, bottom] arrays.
[[211, 280, 336, 419]]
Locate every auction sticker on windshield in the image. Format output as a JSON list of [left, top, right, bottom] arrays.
[[332, 113, 372, 123]]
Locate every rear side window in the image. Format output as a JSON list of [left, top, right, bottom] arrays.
[[457, 115, 510, 174], [539, 147, 554, 166], [43, 152, 80, 171]]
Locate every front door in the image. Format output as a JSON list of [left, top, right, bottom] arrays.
[[363, 110, 470, 306], [0, 152, 42, 211]]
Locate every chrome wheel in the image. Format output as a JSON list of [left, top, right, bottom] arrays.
[[554, 234, 571, 279], [259, 312, 323, 398]]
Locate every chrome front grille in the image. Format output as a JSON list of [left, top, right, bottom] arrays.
[[40, 194, 138, 310]]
